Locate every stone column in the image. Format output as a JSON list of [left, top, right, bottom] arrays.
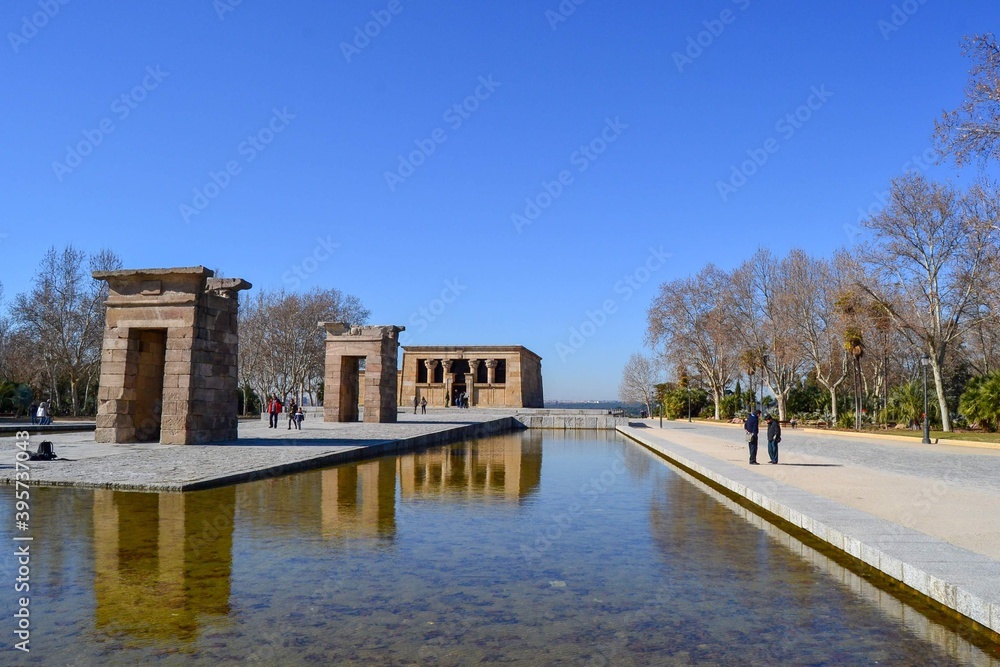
[[424, 359, 439, 384], [486, 359, 498, 386], [441, 359, 453, 406], [467, 359, 481, 407]]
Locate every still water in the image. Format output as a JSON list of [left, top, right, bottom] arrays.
[[1, 431, 998, 665]]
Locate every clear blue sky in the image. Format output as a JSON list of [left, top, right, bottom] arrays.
[[1, 1, 996, 400]]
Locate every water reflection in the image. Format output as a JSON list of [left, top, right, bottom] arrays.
[[92, 488, 234, 643], [399, 433, 542, 503], [2, 433, 997, 665]]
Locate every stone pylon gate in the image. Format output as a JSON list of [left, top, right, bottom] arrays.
[[320, 323, 404, 423], [92, 267, 251, 445]]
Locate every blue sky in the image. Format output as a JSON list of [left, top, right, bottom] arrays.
[[1, 1, 996, 400]]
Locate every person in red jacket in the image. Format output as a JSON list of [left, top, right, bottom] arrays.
[[267, 394, 283, 428]]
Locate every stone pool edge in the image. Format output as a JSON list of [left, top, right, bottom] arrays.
[[617, 424, 1000, 637]]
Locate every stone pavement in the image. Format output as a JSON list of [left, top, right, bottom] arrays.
[[619, 419, 1000, 636], [0, 409, 519, 492]]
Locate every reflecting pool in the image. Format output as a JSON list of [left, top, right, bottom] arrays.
[[1, 431, 998, 665]]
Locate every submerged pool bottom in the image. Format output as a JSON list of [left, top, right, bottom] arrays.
[[2, 430, 997, 665]]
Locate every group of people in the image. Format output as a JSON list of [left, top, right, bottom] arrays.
[[412, 396, 427, 414], [28, 400, 52, 425], [744, 409, 782, 465], [266, 394, 305, 430], [455, 391, 470, 409]]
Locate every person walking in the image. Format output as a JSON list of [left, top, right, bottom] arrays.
[[420, 396, 427, 414], [267, 394, 282, 429], [293, 405, 304, 430], [413, 395, 419, 414], [765, 414, 782, 464], [287, 398, 298, 430], [744, 409, 761, 464]]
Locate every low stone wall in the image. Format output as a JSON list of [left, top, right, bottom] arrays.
[[513, 412, 625, 430]]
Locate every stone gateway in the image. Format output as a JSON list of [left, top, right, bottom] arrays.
[[92, 267, 251, 445]]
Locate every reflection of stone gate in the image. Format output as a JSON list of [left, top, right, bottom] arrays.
[[93, 267, 251, 445], [320, 323, 403, 423]]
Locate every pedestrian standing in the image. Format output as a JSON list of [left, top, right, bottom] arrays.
[[765, 414, 782, 464], [413, 395, 419, 414], [744, 409, 761, 465], [287, 398, 298, 430], [420, 396, 427, 414], [294, 405, 304, 430], [267, 394, 282, 428], [37, 400, 50, 426], [29, 402, 38, 425]]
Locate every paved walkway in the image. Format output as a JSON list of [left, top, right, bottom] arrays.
[[620, 419, 1000, 635]]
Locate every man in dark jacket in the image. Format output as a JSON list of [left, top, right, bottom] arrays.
[[765, 414, 782, 464], [744, 410, 761, 464]]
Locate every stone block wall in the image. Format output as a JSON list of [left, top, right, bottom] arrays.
[[93, 268, 250, 445], [321, 323, 403, 423]]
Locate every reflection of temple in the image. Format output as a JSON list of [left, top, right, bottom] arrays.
[[320, 459, 397, 540], [232, 435, 543, 543], [398, 434, 542, 502], [92, 488, 234, 642], [398, 345, 544, 408]]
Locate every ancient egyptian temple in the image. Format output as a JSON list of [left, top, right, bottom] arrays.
[[398, 345, 543, 408]]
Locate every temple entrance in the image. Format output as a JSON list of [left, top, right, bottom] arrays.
[[452, 383, 466, 407], [128, 329, 166, 442], [338, 356, 364, 422]]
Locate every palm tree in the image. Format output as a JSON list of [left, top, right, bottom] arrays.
[[843, 327, 864, 430], [960, 371, 1000, 432]]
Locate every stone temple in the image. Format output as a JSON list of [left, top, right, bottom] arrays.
[[92, 267, 250, 445], [398, 346, 543, 408]]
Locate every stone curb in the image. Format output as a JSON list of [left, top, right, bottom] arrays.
[[617, 425, 1000, 635]]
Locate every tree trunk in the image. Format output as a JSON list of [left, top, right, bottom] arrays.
[[931, 359, 952, 432], [70, 374, 79, 417], [712, 387, 721, 420], [829, 385, 838, 421]]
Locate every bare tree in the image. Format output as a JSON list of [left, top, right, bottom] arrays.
[[785, 250, 850, 422], [726, 249, 803, 421], [11, 246, 121, 416], [619, 352, 656, 417], [646, 265, 739, 419], [858, 174, 998, 431], [935, 33, 1000, 167], [238, 287, 370, 407]]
